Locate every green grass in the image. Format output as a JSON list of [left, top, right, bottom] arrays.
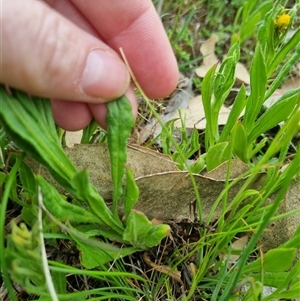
[[1, 0, 300, 300]]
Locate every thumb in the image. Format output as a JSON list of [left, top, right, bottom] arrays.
[[1, 0, 130, 102]]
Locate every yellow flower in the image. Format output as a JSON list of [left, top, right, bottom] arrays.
[[274, 13, 291, 32]]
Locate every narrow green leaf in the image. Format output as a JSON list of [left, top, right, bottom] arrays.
[[160, 119, 176, 156], [242, 281, 262, 301], [189, 155, 205, 174], [51, 269, 66, 295], [0, 171, 6, 187], [214, 41, 239, 105], [67, 224, 136, 268], [240, 1, 273, 43], [263, 109, 300, 162], [268, 27, 300, 76], [124, 167, 139, 220], [106, 96, 135, 218], [0, 86, 77, 191], [81, 119, 98, 144], [264, 283, 300, 300], [231, 122, 248, 162], [249, 89, 300, 142], [19, 161, 36, 197], [265, 43, 300, 100], [37, 175, 100, 225], [202, 63, 219, 150], [244, 43, 267, 132], [244, 248, 297, 273], [78, 241, 136, 268], [219, 85, 247, 142], [281, 224, 300, 249], [190, 127, 201, 155], [206, 142, 231, 171], [70, 170, 124, 234], [274, 259, 300, 293]]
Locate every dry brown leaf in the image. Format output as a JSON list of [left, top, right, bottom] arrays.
[[143, 252, 183, 285], [235, 62, 250, 84], [133, 161, 257, 222], [26, 143, 178, 200], [195, 35, 250, 84], [171, 95, 232, 129], [195, 34, 219, 78], [220, 235, 249, 263], [151, 218, 164, 225], [27, 145, 254, 222], [205, 159, 249, 180], [66, 144, 178, 200], [65, 130, 83, 147], [261, 179, 300, 253], [282, 62, 300, 91], [139, 74, 194, 144], [26, 143, 300, 250]]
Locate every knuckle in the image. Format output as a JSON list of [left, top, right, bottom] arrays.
[[33, 9, 80, 93]]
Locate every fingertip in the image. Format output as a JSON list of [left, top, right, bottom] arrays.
[[142, 62, 179, 99], [51, 100, 93, 131], [89, 86, 137, 129]]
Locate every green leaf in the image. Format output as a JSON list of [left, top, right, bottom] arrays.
[[271, 259, 300, 292], [263, 109, 300, 161], [268, 27, 300, 76], [67, 224, 137, 268], [74, 224, 116, 238], [123, 210, 152, 248], [81, 119, 98, 143], [206, 142, 231, 171], [281, 224, 300, 249], [189, 155, 205, 174], [123, 210, 170, 249], [160, 119, 176, 156], [244, 44, 267, 132], [219, 85, 247, 142], [265, 43, 300, 100], [0, 171, 6, 187], [0, 86, 77, 191], [214, 41, 240, 105], [124, 167, 139, 220], [21, 207, 37, 227], [37, 175, 100, 225], [78, 241, 135, 269], [249, 89, 300, 142], [264, 282, 300, 300], [106, 96, 135, 218], [70, 170, 124, 235], [144, 223, 170, 249], [51, 268, 66, 295], [19, 161, 36, 197], [242, 281, 262, 301], [231, 122, 248, 162], [239, 1, 273, 44], [244, 248, 297, 274], [202, 63, 219, 150]]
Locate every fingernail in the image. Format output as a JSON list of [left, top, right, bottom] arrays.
[[81, 50, 129, 98]]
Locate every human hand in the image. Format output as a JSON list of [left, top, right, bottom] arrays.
[[1, 0, 178, 130]]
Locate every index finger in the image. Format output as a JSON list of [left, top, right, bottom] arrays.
[[71, 0, 179, 98]]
